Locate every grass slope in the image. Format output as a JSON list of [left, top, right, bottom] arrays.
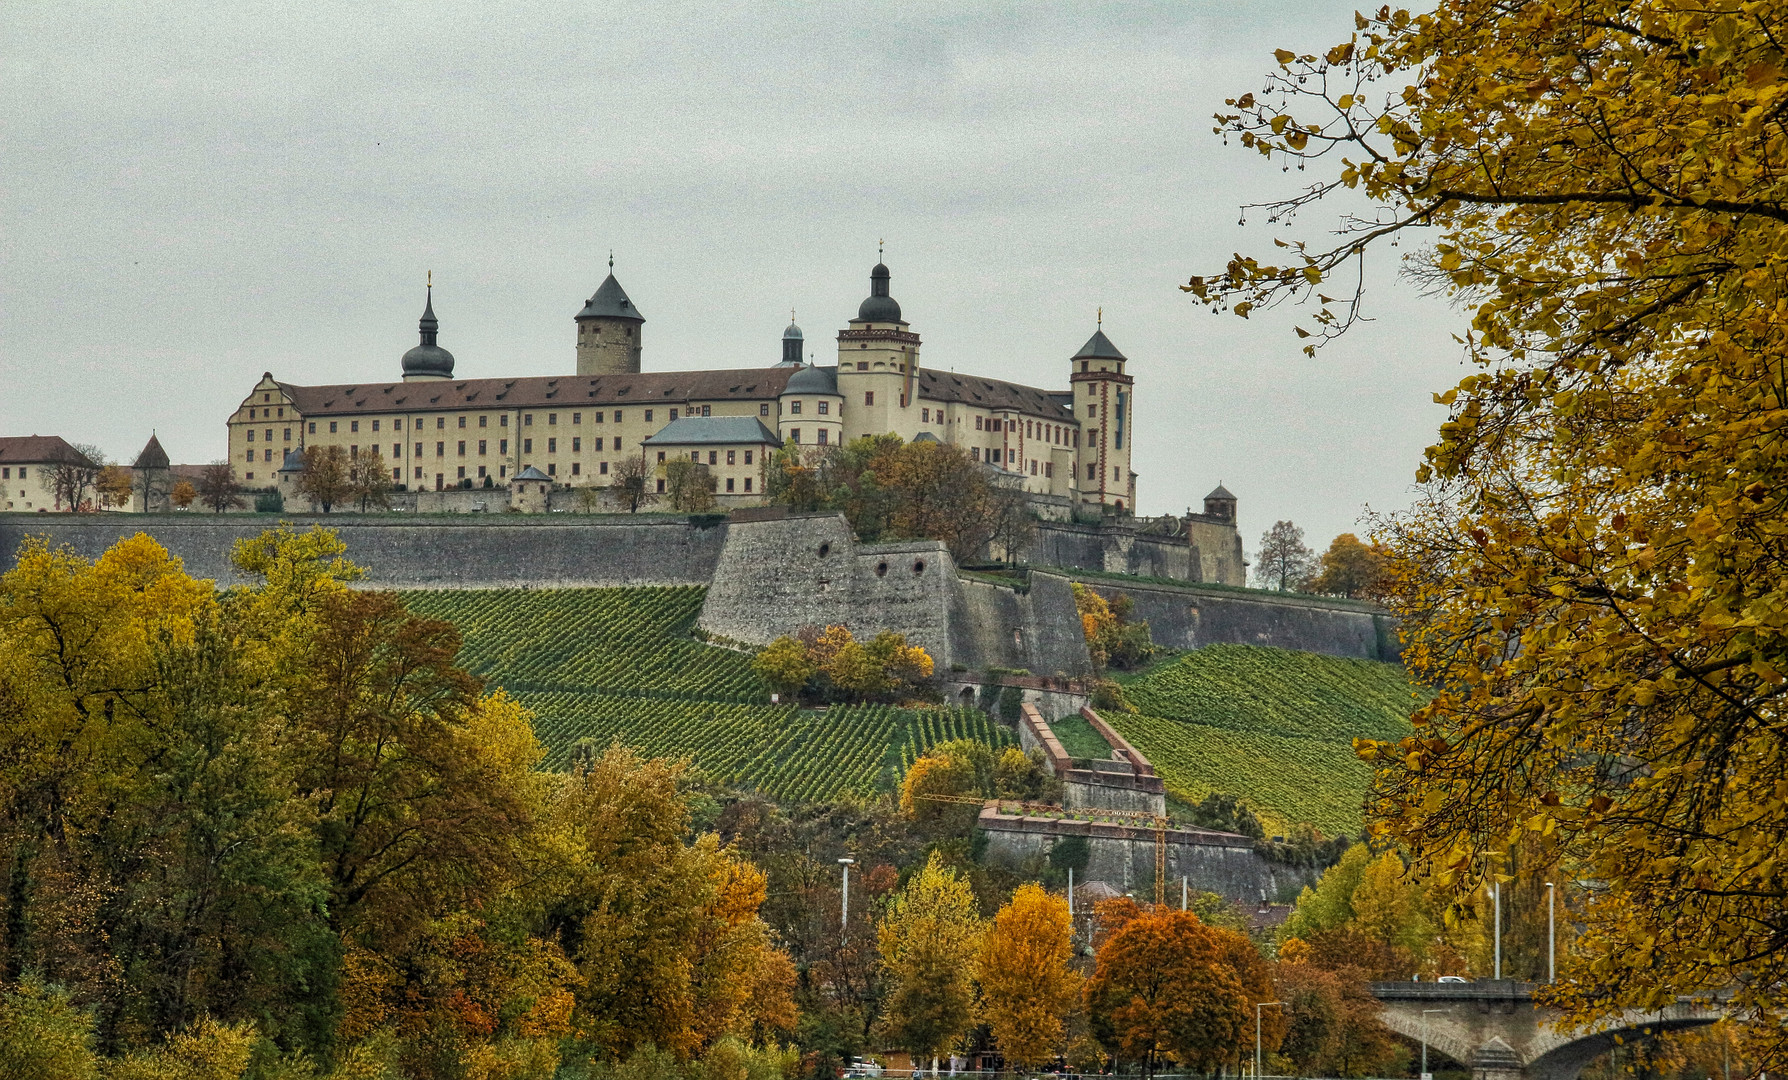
[[1105, 644, 1421, 836], [404, 586, 1011, 799]]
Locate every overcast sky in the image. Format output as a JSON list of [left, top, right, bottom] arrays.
[[1, 1, 1467, 555]]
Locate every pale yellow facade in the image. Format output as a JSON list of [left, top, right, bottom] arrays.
[[230, 262, 1139, 511]]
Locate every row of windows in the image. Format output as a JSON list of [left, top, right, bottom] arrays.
[[0, 467, 25, 479], [784, 429, 830, 445], [245, 428, 292, 442], [653, 449, 757, 466], [784, 400, 831, 415], [653, 476, 755, 494], [1087, 464, 1121, 482], [281, 404, 756, 439]]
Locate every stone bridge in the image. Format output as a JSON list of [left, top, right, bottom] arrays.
[[1371, 982, 1722, 1080]]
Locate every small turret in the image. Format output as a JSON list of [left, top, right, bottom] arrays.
[[781, 315, 804, 366], [1202, 483, 1237, 524], [401, 274, 455, 382]]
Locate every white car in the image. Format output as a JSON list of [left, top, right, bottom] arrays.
[[1437, 975, 1470, 983]]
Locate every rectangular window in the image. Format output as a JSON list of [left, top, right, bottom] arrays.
[[479, 415, 487, 427], [1029, 461, 1037, 475], [2, 469, 8, 479], [372, 420, 380, 431], [572, 462, 581, 475], [245, 471, 254, 479], [670, 408, 679, 420], [351, 421, 359, 433], [657, 451, 666, 463], [921, 408, 929, 422], [612, 437, 621, 450], [435, 441, 444, 457], [613, 411, 622, 422], [817, 429, 829, 445], [309, 422, 316, 434], [278, 407, 284, 418], [708, 450, 718, 465], [548, 438, 557, 453], [744, 450, 755, 465], [656, 479, 665, 493], [1114, 466, 1121, 481], [392, 467, 400, 480], [264, 428, 272, 441], [702, 405, 711, 417], [865, 391, 874, 406], [819, 401, 830, 415], [1088, 404, 1097, 417], [329, 421, 337, 433], [500, 414, 509, 426], [1045, 462, 1054, 478], [265, 449, 273, 462], [548, 463, 557, 476], [744, 477, 752, 492], [247, 429, 255, 442], [1088, 464, 1096, 480], [457, 466, 466, 479], [572, 437, 581, 452], [759, 403, 769, 416], [457, 440, 466, 456], [478, 440, 487, 455], [247, 450, 255, 463], [976, 416, 983, 430], [415, 467, 423, 479], [499, 465, 507, 478], [458, 416, 466, 428], [349, 445, 358, 456], [725, 477, 735, 492], [500, 439, 508, 454], [572, 412, 580, 424], [525, 414, 533, 425], [548, 413, 557, 425], [437, 417, 445, 429], [478, 465, 487, 478], [790, 429, 801, 443], [595, 411, 604, 423], [600, 461, 609, 474], [645, 409, 654, 422], [396, 419, 404, 430], [415, 442, 423, 457], [284, 428, 292, 440], [790, 401, 802, 415], [972, 447, 980, 461], [690, 451, 700, 462], [524, 438, 533, 453], [726, 450, 735, 465], [393, 444, 401, 458]]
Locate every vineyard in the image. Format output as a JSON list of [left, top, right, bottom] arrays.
[[405, 587, 1012, 801], [1104, 644, 1422, 836]]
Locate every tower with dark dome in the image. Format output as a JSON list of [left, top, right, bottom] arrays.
[[575, 255, 644, 376], [401, 280, 455, 382], [835, 255, 922, 435], [779, 316, 804, 366]]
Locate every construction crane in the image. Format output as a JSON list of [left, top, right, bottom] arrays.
[[914, 796, 1174, 908]]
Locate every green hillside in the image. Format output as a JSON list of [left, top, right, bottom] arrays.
[[1106, 644, 1422, 837], [403, 587, 1011, 799]]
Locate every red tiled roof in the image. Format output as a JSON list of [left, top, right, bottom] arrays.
[[915, 369, 1075, 420], [270, 367, 803, 418], [0, 435, 97, 468]]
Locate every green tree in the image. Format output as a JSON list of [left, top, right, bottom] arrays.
[[750, 636, 813, 699], [664, 458, 717, 512], [347, 446, 393, 511], [876, 852, 983, 1068]]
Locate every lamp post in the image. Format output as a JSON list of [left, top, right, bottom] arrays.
[[838, 857, 854, 933], [1492, 879, 1502, 980], [1545, 881, 1556, 983], [1421, 1008, 1449, 1080], [1256, 1001, 1285, 1078]]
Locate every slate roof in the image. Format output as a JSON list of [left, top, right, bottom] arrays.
[[1073, 328, 1127, 361], [642, 416, 783, 446], [914, 369, 1075, 421], [0, 435, 96, 468], [132, 434, 170, 470], [784, 364, 839, 395], [272, 367, 802, 418], [513, 465, 552, 481], [1206, 483, 1237, 500], [577, 274, 644, 322]]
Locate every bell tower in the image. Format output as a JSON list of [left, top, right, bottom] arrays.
[[835, 253, 922, 440], [575, 254, 645, 376], [1070, 312, 1135, 511]]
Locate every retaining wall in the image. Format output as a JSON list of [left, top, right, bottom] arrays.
[[1074, 575, 1400, 663]]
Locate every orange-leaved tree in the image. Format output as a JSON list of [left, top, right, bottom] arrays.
[[1191, 0, 1788, 1052], [976, 883, 1080, 1068], [1085, 909, 1253, 1077]]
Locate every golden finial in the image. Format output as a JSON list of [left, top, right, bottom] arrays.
[[427, 269, 432, 289], [1097, 306, 1102, 325], [879, 238, 884, 261]]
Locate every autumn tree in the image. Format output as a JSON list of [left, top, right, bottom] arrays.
[[1073, 584, 1155, 672], [1085, 909, 1253, 1076], [347, 445, 393, 511], [96, 464, 133, 509], [45, 443, 103, 511], [171, 478, 196, 509], [876, 852, 983, 1069], [750, 636, 813, 699], [976, 883, 1080, 1069], [664, 458, 717, 512], [1253, 520, 1315, 592], [295, 444, 350, 512], [197, 461, 243, 513], [1307, 533, 1389, 601], [755, 625, 935, 704], [1189, 2, 1788, 1049], [607, 452, 656, 512]]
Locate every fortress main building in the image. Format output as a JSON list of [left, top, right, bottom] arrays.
[[229, 260, 1142, 510]]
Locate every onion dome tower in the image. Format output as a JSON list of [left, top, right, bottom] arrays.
[[575, 253, 645, 376], [401, 274, 455, 382], [780, 314, 804, 366]]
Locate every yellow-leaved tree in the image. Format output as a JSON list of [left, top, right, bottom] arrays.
[[975, 883, 1079, 1069], [876, 852, 984, 1069], [1191, 0, 1788, 1057]]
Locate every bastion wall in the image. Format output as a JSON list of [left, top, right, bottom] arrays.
[[1073, 576, 1402, 663]]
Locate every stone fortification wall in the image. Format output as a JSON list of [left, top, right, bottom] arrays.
[[0, 513, 726, 588], [977, 810, 1313, 904], [1032, 518, 1247, 587], [947, 571, 1091, 677], [695, 514, 960, 665], [1016, 704, 1164, 815], [1184, 516, 1247, 585], [1074, 575, 1400, 663]]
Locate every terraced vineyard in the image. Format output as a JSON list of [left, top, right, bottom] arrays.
[[1106, 644, 1422, 836], [406, 587, 1012, 801]]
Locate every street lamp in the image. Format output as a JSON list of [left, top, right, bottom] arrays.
[[838, 857, 854, 932], [1492, 878, 1502, 980], [1545, 881, 1556, 983], [1256, 1001, 1285, 1078], [1421, 1008, 1449, 1080]]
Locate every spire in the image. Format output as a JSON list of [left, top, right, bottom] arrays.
[[402, 272, 455, 379], [419, 271, 438, 346]]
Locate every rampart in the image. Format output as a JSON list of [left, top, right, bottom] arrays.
[[1073, 575, 1400, 663]]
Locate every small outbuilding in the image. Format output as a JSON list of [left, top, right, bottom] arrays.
[[509, 464, 553, 513]]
